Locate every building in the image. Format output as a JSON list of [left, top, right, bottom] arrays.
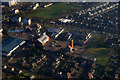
[[47, 27, 64, 39], [9, 0, 18, 7], [67, 72, 71, 78], [10, 17, 31, 25], [2, 0, 18, 7], [70, 32, 92, 46], [59, 18, 74, 23], [14, 9, 19, 14], [22, 18, 31, 25], [88, 72, 93, 79], [44, 3, 53, 8], [0, 28, 3, 37], [64, 32, 72, 41], [33, 3, 39, 10], [11, 16, 22, 23], [84, 33, 92, 44], [37, 32, 50, 45], [28, 23, 42, 33], [2, 37, 26, 56]]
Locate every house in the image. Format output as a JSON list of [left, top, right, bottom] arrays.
[[1, 37, 26, 56], [115, 73, 119, 79], [22, 18, 31, 25], [36, 23, 42, 33], [67, 72, 71, 78], [9, 0, 18, 7], [0, 28, 3, 37], [47, 27, 64, 39], [59, 18, 74, 23], [88, 72, 93, 79], [33, 3, 39, 10], [14, 9, 19, 14], [10, 17, 31, 25], [28, 23, 41, 33], [44, 3, 53, 8], [11, 17, 22, 23], [37, 32, 50, 45], [2, 0, 18, 7]]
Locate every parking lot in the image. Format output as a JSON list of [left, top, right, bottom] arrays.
[[44, 39, 69, 52]]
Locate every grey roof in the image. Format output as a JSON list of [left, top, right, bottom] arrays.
[[48, 27, 64, 38], [2, 37, 25, 54], [47, 27, 63, 33]]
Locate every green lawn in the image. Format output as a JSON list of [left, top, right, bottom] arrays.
[[28, 3, 76, 19]]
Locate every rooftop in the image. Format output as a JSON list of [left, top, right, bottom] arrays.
[[37, 33, 49, 45], [2, 37, 25, 56], [47, 27, 63, 33]]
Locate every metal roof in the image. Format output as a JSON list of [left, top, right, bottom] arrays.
[[47, 27, 63, 33], [2, 37, 25, 54]]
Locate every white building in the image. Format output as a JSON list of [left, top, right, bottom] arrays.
[[33, 3, 39, 10], [59, 18, 74, 23], [0, 29, 3, 37], [14, 9, 19, 14], [9, 0, 18, 7], [44, 3, 53, 8], [37, 33, 50, 45]]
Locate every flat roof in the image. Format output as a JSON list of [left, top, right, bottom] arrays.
[[2, 37, 25, 54], [38, 33, 49, 45], [47, 27, 63, 33]]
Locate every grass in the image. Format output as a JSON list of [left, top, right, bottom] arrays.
[[27, 3, 76, 19], [87, 47, 110, 66], [89, 35, 107, 48], [86, 35, 110, 66], [86, 34, 113, 77]]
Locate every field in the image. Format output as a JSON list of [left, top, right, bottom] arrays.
[[87, 47, 110, 66], [86, 34, 111, 66], [86, 34, 116, 77], [27, 3, 76, 19]]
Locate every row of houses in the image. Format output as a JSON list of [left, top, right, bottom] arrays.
[[59, 18, 74, 23], [10, 16, 31, 25], [2, 0, 19, 7], [44, 3, 53, 8]]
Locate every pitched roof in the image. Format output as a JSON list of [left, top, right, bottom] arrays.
[[2, 37, 25, 55], [67, 72, 71, 78]]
